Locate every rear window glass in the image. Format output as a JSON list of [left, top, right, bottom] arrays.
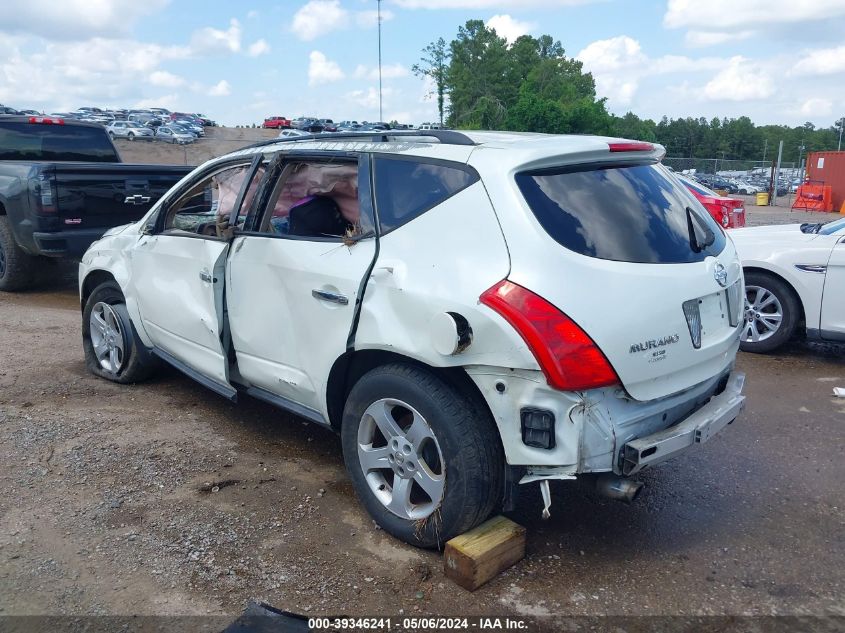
[[515, 163, 726, 264], [680, 177, 717, 197], [0, 122, 119, 162], [374, 157, 477, 233]]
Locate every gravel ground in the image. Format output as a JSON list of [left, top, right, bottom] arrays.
[[0, 138, 843, 623]]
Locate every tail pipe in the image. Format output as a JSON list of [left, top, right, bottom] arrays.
[[593, 473, 644, 504]]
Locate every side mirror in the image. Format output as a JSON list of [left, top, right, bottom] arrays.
[[140, 222, 155, 236]]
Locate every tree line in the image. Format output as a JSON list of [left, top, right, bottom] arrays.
[[413, 20, 842, 163]]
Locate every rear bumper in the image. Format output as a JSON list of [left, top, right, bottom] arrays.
[[621, 372, 745, 475], [33, 228, 106, 258]]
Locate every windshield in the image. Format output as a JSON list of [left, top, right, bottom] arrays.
[[819, 218, 845, 235], [515, 162, 726, 264]]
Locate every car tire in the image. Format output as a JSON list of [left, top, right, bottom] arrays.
[[740, 271, 800, 354], [82, 280, 158, 383], [341, 362, 503, 549], [0, 215, 39, 292], [128, 132, 135, 141]]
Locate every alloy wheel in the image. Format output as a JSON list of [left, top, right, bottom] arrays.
[[89, 302, 126, 373], [742, 285, 783, 343], [357, 398, 445, 520]]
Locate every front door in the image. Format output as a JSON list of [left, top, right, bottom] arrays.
[[821, 236, 845, 340], [128, 160, 260, 398], [226, 154, 377, 418]]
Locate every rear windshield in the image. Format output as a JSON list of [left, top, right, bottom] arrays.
[[515, 162, 726, 264], [0, 122, 120, 162]]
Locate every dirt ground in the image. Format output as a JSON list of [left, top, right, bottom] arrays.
[[0, 134, 843, 624]]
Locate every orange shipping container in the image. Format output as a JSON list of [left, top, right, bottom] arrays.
[[807, 151, 845, 213]]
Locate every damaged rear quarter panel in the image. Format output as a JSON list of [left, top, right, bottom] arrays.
[[353, 180, 536, 371]]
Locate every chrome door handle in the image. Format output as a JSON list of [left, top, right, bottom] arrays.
[[199, 271, 215, 283], [311, 289, 348, 305]]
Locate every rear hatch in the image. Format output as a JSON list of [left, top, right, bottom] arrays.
[[51, 163, 193, 229], [508, 152, 742, 402]]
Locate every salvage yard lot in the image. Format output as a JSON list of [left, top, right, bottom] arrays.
[[1, 256, 843, 618], [0, 133, 843, 619]]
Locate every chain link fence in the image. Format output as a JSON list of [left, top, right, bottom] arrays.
[[662, 157, 799, 178]]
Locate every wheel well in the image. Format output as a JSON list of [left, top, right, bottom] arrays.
[[80, 270, 117, 311], [0, 201, 6, 215], [743, 266, 805, 326], [325, 349, 494, 432]]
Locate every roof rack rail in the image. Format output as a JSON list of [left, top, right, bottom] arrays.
[[246, 129, 477, 150]]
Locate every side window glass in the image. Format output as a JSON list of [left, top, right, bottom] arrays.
[[259, 161, 368, 240], [161, 164, 257, 237], [373, 158, 477, 233]]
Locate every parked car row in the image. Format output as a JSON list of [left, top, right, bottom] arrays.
[[0, 104, 216, 134], [263, 116, 429, 134]]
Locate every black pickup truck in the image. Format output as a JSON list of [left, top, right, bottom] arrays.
[[0, 116, 192, 290]]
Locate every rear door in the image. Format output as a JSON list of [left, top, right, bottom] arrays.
[[226, 153, 377, 419], [510, 160, 743, 401]]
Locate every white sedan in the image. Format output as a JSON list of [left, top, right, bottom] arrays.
[[730, 217, 845, 352]]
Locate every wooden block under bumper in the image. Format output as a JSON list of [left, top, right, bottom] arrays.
[[444, 515, 526, 591]]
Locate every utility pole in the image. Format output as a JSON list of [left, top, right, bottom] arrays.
[[772, 140, 783, 206], [377, 0, 383, 122], [838, 117, 843, 151], [762, 138, 768, 162]]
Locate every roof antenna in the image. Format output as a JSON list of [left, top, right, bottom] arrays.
[[377, 0, 383, 123]]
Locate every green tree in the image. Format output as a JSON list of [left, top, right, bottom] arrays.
[[446, 20, 511, 128], [412, 37, 450, 128]]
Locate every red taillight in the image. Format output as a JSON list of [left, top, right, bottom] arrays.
[[608, 141, 653, 152], [480, 280, 620, 392], [28, 116, 64, 125]]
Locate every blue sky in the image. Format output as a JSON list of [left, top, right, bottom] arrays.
[[1, 0, 844, 128]]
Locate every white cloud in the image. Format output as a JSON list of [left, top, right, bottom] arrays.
[[247, 39, 271, 57], [799, 97, 833, 117], [703, 56, 774, 101], [393, 0, 599, 8], [246, 10, 259, 19], [685, 30, 754, 47], [291, 0, 395, 40], [577, 36, 647, 73], [353, 63, 409, 80], [664, 0, 845, 30], [355, 9, 395, 28], [577, 36, 729, 108], [0, 0, 169, 40], [485, 14, 535, 44], [346, 87, 394, 109], [291, 0, 348, 40], [133, 94, 180, 110], [208, 80, 232, 97], [792, 45, 845, 76], [308, 50, 344, 85], [190, 18, 242, 55], [148, 70, 185, 88]]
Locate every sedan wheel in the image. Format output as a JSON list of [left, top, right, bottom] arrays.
[[739, 271, 800, 353], [743, 285, 783, 342]]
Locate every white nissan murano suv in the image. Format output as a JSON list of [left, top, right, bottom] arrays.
[[79, 130, 746, 547]]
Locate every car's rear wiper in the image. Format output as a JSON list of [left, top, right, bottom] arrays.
[[685, 206, 716, 252]]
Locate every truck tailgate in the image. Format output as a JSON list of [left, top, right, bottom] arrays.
[[51, 163, 192, 229]]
